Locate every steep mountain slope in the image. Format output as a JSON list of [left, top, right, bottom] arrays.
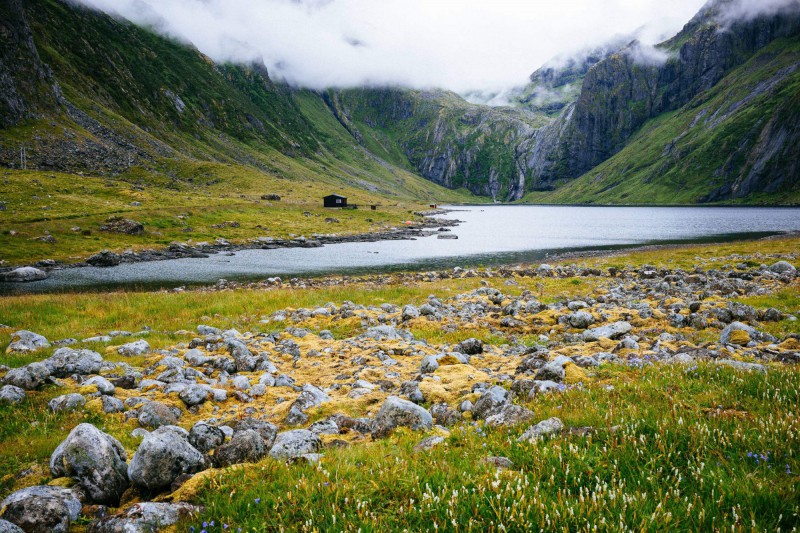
[[525, 36, 800, 204], [539, 1, 800, 189], [334, 0, 800, 202], [0, 0, 798, 209], [0, 0, 470, 204], [329, 88, 548, 201]]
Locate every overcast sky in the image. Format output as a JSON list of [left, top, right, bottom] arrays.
[[76, 0, 712, 93]]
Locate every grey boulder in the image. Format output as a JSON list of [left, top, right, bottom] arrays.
[[44, 348, 103, 377], [137, 401, 180, 429], [49, 393, 86, 413], [86, 502, 201, 533], [769, 260, 796, 274], [0, 385, 25, 404], [3, 362, 50, 390], [117, 340, 150, 356], [6, 330, 50, 353], [128, 426, 205, 493], [371, 396, 433, 438], [518, 417, 564, 441], [583, 321, 632, 341], [213, 429, 268, 467], [472, 386, 509, 420], [179, 384, 210, 407], [0, 267, 48, 282], [0, 486, 82, 533], [268, 429, 321, 459], [485, 404, 535, 427], [188, 422, 225, 453], [50, 423, 128, 505]]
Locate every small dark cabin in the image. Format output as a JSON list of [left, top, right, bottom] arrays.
[[323, 194, 347, 208]]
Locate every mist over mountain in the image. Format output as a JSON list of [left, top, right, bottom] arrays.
[[1, 0, 799, 206]]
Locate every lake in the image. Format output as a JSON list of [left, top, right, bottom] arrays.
[[3, 205, 800, 294]]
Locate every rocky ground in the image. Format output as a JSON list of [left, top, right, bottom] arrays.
[[0, 250, 797, 531]]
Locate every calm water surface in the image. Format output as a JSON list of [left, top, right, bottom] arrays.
[[4, 205, 800, 294]]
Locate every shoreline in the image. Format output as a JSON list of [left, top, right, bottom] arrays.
[[0, 209, 460, 276], [1, 229, 797, 296]]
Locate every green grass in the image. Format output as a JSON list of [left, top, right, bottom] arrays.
[[183, 362, 799, 531]]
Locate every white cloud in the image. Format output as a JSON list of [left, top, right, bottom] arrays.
[[717, 0, 800, 23], [76, 0, 709, 93]]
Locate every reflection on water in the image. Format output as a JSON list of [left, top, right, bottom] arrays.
[[3, 205, 800, 294]]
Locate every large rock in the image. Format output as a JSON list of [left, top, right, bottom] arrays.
[[127, 426, 205, 493], [371, 396, 433, 438], [0, 486, 82, 533], [86, 251, 122, 267], [472, 386, 509, 420], [117, 340, 150, 357], [188, 422, 225, 453], [583, 321, 632, 341], [44, 348, 103, 377], [769, 261, 796, 274], [485, 404, 535, 427], [49, 393, 86, 413], [232, 418, 278, 448], [6, 330, 50, 353], [50, 423, 128, 505], [99, 217, 144, 236], [86, 502, 201, 533], [720, 322, 756, 345], [137, 401, 180, 429], [0, 519, 23, 532], [285, 384, 329, 426], [454, 338, 484, 355], [0, 267, 48, 282], [268, 430, 321, 459], [401, 305, 419, 321], [567, 311, 595, 329], [535, 359, 567, 383], [3, 362, 50, 390], [0, 385, 25, 404], [179, 384, 210, 407], [213, 429, 268, 467]]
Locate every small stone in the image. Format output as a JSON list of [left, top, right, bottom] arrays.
[[518, 417, 564, 441], [413, 435, 445, 452]]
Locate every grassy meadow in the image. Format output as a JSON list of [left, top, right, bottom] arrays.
[[0, 236, 797, 531]]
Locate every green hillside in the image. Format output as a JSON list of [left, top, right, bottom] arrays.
[[524, 38, 800, 205]]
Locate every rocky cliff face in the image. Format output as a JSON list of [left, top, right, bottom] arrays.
[[0, 0, 63, 127], [333, 88, 544, 201], [541, 1, 800, 187]]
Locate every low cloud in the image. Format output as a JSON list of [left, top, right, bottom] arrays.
[[717, 0, 800, 23], [76, 0, 709, 93]]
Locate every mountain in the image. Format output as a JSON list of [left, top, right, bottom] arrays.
[[0, 0, 798, 207], [331, 0, 800, 203], [0, 0, 470, 203]]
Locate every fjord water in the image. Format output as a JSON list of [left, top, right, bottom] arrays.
[[4, 205, 800, 294]]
